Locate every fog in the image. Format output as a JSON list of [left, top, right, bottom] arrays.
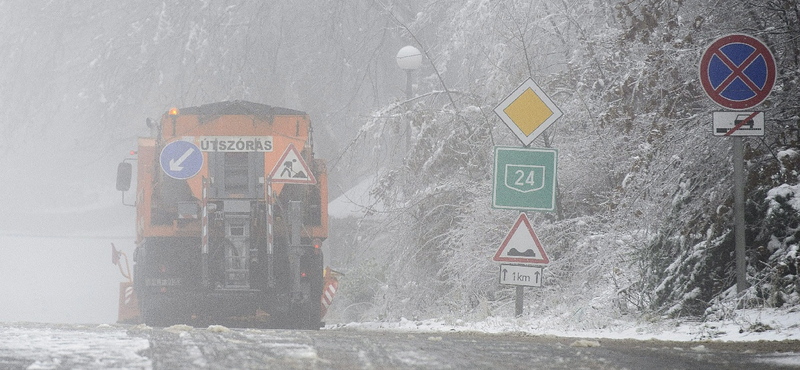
[[3, 0, 798, 327], [0, 1, 409, 324], [0, 118, 136, 323]]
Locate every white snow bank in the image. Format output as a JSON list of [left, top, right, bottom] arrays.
[[777, 148, 799, 161], [767, 183, 800, 213], [334, 307, 800, 343]]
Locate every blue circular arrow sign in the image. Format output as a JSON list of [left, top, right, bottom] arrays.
[[160, 140, 203, 179]]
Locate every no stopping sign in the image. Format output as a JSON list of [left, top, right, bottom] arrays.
[[699, 34, 776, 110]]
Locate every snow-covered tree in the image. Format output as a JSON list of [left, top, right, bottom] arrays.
[[335, 0, 800, 323]]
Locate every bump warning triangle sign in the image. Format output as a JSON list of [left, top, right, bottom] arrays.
[[268, 143, 316, 184], [493, 213, 549, 264]]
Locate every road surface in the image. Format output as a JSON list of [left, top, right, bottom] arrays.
[[0, 322, 798, 369]]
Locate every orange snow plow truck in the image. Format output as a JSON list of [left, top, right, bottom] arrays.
[[114, 101, 337, 329]]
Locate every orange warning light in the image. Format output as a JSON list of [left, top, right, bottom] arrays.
[[168, 107, 179, 116]]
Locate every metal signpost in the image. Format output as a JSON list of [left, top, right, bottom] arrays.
[[493, 212, 550, 316], [493, 213, 550, 265], [492, 77, 562, 317], [699, 34, 776, 294]]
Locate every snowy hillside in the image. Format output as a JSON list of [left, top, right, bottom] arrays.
[[325, 0, 800, 332]]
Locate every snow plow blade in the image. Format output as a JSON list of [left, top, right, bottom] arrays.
[[117, 281, 141, 324], [112, 244, 141, 324]]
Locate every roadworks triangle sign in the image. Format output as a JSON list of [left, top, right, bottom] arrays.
[[493, 213, 549, 264], [268, 143, 316, 184]]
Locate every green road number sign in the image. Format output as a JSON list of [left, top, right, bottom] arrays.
[[493, 147, 557, 211]]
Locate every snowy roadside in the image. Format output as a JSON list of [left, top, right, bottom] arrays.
[[0, 323, 151, 370], [334, 307, 800, 343]]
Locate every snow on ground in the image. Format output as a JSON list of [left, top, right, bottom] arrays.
[[335, 307, 800, 343], [335, 309, 800, 367], [0, 323, 150, 370]]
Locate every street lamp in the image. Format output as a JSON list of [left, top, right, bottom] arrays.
[[396, 45, 422, 100]]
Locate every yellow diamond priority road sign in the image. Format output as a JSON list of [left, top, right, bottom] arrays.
[[494, 78, 562, 146]]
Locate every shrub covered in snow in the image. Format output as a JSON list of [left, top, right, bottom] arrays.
[[330, 0, 800, 325]]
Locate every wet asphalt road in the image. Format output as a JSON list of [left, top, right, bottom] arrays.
[[0, 322, 798, 369]]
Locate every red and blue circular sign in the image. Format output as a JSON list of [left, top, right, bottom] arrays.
[[699, 34, 776, 110]]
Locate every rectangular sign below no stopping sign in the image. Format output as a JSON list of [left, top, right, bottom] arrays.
[[713, 111, 764, 137]]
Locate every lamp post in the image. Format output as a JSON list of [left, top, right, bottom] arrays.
[[396, 45, 422, 100], [396, 46, 422, 156]]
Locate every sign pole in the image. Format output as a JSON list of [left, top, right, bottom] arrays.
[[515, 286, 524, 317], [699, 33, 774, 298], [515, 210, 525, 317], [733, 137, 748, 294], [493, 77, 561, 320]]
